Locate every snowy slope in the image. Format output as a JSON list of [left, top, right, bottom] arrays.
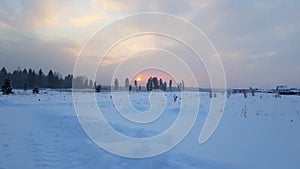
[[0, 91, 299, 169]]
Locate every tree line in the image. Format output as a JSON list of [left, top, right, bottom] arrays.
[[111, 77, 184, 92], [0, 67, 93, 89], [1, 67, 185, 92]]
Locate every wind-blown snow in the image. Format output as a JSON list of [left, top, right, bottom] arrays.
[[0, 90, 299, 169]]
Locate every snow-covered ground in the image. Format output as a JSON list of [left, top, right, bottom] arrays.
[[0, 90, 299, 169]]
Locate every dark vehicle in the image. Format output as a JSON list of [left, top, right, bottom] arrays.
[[1, 79, 13, 95], [32, 86, 40, 94]]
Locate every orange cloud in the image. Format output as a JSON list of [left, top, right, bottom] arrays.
[[101, 55, 124, 66], [70, 13, 106, 27], [91, 0, 132, 12], [27, 1, 71, 27]]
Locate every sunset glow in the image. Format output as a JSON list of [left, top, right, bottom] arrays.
[[131, 68, 178, 87], [0, 0, 299, 88]]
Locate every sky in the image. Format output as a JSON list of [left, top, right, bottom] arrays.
[[0, 0, 299, 88]]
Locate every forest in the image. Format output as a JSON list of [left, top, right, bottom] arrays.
[[0, 67, 184, 93], [0, 67, 93, 89]]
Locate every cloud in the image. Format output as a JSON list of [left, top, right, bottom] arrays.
[[101, 56, 124, 66], [70, 13, 106, 27], [0, 0, 299, 87], [249, 51, 279, 59], [0, 36, 79, 75], [0, 0, 71, 28], [91, 0, 132, 12]]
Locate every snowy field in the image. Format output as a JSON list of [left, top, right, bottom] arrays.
[[0, 90, 300, 169]]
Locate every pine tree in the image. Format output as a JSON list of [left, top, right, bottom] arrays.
[[0, 67, 7, 77], [159, 78, 163, 90], [1, 78, 13, 94], [163, 81, 167, 91], [134, 80, 137, 91], [84, 79, 89, 88], [129, 84, 132, 92], [114, 78, 119, 90], [62, 74, 72, 88], [0, 67, 8, 84], [146, 77, 152, 91], [89, 80, 93, 89], [169, 80, 172, 91], [125, 78, 129, 88], [27, 69, 37, 88], [152, 77, 159, 89], [38, 69, 45, 88], [47, 70, 55, 88]]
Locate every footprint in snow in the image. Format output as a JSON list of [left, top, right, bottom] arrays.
[[2, 144, 8, 147]]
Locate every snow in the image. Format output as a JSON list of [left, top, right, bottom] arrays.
[[0, 91, 300, 169]]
